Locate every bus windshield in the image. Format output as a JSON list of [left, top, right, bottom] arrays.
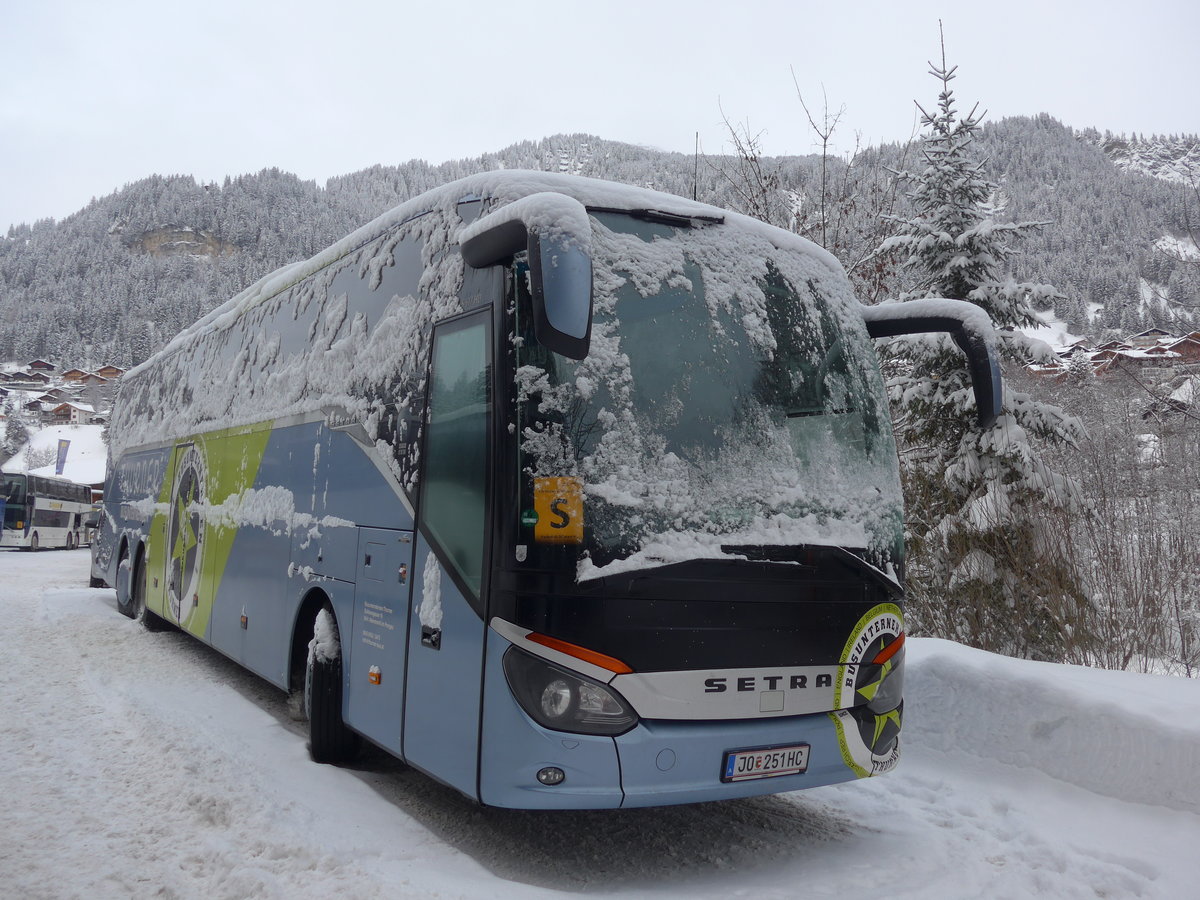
[[514, 211, 904, 578], [3, 473, 25, 505]]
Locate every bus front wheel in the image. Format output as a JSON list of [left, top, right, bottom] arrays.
[[29, 533, 39, 551], [305, 606, 360, 765]]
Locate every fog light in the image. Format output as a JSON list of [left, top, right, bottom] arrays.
[[536, 767, 566, 786]]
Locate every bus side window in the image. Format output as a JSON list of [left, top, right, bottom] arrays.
[[419, 314, 492, 603]]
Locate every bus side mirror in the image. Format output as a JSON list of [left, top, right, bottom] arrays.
[[460, 192, 594, 360], [860, 299, 1003, 428]]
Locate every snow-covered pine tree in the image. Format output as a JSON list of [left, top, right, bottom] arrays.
[[877, 45, 1088, 660], [1064, 350, 1096, 386], [3, 398, 30, 463]]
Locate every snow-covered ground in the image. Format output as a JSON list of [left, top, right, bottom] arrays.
[[2, 549, 1198, 899], [1, 422, 107, 486], [1154, 233, 1200, 263]]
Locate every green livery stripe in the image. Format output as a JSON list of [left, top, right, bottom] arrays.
[[145, 421, 275, 637]]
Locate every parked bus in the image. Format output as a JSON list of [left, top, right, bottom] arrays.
[[2, 471, 93, 550], [92, 171, 1001, 808]]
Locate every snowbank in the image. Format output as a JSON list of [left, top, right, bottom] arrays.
[[905, 638, 1200, 814]]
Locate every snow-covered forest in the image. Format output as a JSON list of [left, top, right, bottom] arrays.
[[0, 121, 1196, 369]]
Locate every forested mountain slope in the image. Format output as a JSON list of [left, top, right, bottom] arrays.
[[1, 119, 1195, 366], [974, 117, 1199, 333]]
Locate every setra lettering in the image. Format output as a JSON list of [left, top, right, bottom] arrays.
[[702, 673, 832, 692]]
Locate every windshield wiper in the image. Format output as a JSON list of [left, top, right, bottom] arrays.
[[786, 406, 857, 418], [586, 206, 724, 228]]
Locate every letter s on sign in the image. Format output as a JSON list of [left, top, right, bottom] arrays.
[[704, 678, 726, 693], [549, 498, 571, 529]]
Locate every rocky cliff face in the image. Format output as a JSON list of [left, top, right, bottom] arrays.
[[1099, 135, 1200, 185], [125, 226, 238, 258]]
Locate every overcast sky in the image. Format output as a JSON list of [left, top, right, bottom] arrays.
[[2, 0, 1197, 231]]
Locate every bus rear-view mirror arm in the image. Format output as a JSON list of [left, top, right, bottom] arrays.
[[859, 298, 1003, 428], [460, 192, 594, 360]]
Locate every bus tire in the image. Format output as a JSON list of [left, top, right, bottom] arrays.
[[66, 533, 75, 550], [131, 548, 166, 632], [116, 544, 135, 618], [29, 533, 39, 552], [305, 607, 360, 765]]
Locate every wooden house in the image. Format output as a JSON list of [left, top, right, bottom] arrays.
[[1163, 336, 1200, 365], [1094, 347, 1181, 377], [1127, 328, 1174, 348], [50, 402, 94, 425]]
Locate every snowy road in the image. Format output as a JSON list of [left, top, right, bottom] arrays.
[[2, 549, 1197, 899]]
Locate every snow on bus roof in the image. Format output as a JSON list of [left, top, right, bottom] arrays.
[[128, 171, 847, 380], [108, 170, 901, 580]]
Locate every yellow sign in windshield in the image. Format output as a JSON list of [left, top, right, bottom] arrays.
[[533, 476, 583, 544]]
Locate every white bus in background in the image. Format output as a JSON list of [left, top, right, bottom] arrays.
[[2, 472, 93, 550]]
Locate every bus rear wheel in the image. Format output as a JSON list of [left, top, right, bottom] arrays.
[[116, 545, 136, 618], [131, 548, 165, 631], [305, 606, 360, 764]]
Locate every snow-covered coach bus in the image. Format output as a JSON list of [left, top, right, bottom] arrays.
[[3, 472, 93, 550], [92, 171, 1000, 808]]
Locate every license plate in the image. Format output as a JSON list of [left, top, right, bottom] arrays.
[[721, 743, 810, 782]]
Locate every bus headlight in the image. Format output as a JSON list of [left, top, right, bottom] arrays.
[[503, 647, 638, 736], [541, 678, 573, 719]]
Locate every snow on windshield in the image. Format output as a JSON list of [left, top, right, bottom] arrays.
[[516, 213, 904, 580]]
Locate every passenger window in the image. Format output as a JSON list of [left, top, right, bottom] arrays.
[[420, 314, 491, 600]]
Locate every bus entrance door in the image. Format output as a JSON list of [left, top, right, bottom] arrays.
[[346, 527, 415, 756], [403, 538, 486, 798], [401, 311, 491, 799]]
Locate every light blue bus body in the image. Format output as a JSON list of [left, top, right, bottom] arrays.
[[94, 171, 1000, 808]]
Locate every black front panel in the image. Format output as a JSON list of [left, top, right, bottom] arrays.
[[492, 552, 901, 672]]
